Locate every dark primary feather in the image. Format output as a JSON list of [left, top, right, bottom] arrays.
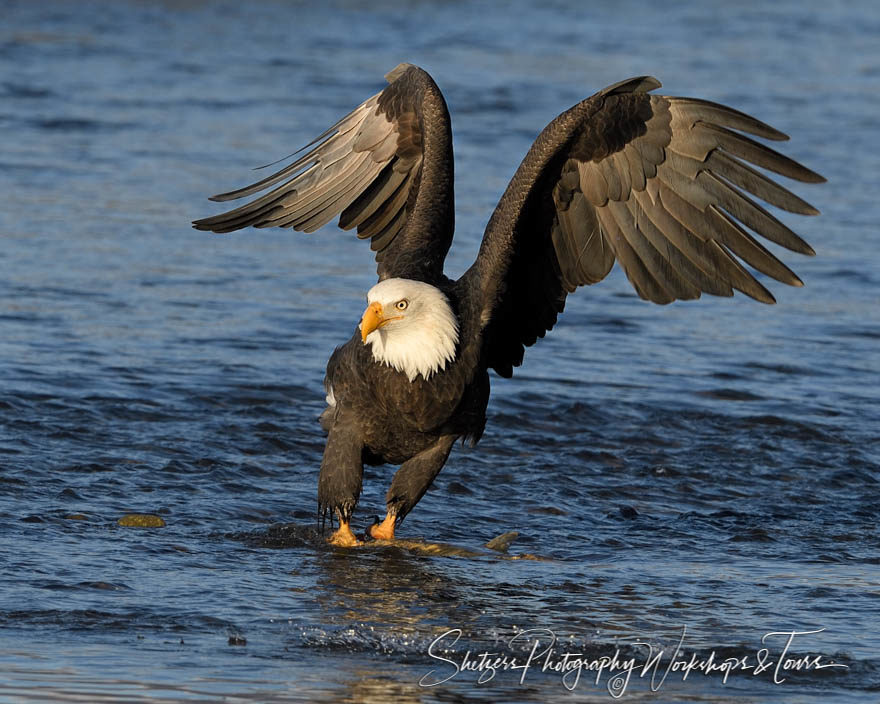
[[463, 76, 824, 377], [193, 63, 454, 284]]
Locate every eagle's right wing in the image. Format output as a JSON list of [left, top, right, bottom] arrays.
[[193, 64, 455, 284]]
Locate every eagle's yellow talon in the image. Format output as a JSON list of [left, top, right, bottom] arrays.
[[328, 521, 362, 547], [368, 513, 396, 541]]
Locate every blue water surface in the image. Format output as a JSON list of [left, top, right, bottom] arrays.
[[1, 1, 878, 702]]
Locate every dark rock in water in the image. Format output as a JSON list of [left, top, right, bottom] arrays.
[[447, 480, 473, 495], [228, 635, 247, 646], [618, 506, 639, 520], [528, 506, 567, 516], [485, 531, 519, 552]]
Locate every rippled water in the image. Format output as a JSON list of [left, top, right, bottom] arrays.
[[1, 0, 878, 701]]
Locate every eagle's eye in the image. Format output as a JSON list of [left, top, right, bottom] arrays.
[[395, 300, 408, 311]]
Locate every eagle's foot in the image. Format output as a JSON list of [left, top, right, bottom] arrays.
[[368, 512, 396, 541], [328, 520, 362, 547]]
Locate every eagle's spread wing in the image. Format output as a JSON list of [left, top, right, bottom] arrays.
[[193, 64, 454, 283], [464, 76, 824, 377]]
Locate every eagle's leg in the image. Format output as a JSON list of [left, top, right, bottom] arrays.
[[318, 414, 364, 547], [369, 434, 457, 541]]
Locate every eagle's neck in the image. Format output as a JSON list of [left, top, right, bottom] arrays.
[[366, 297, 459, 382]]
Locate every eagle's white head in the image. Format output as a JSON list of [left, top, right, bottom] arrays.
[[359, 278, 459, 382]]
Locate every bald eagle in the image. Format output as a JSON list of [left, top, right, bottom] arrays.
[[194, 64, 823, 546]]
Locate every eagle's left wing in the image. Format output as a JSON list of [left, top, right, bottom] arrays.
[[461, 76, 824, 378]]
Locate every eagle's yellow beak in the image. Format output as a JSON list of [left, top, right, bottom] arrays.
[[360, 301, 386, 343]]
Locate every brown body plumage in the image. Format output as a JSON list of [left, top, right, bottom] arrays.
[[194, 64, 823, 545]]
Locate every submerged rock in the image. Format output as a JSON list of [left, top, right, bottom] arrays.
[[117, 513, 166, 528], [485, 531, 519, 553]]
